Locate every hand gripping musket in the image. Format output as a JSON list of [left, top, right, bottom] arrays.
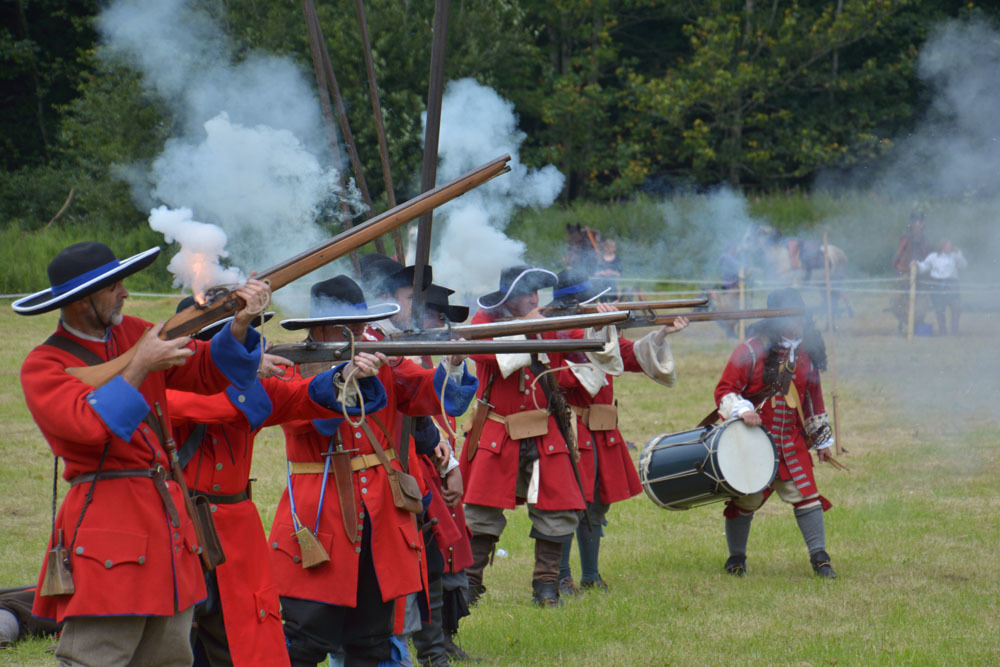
[[387, 310, 628, 342], [539, 297, 708, 317], [618, 307, 805, 330], [65, 155, 512, 387]]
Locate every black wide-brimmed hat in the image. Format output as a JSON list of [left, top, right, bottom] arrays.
[[280, 275, 399, 330], [544, 268, 611, 309], [359, 253, 432, 296], [477, 265, 558, 310], [426, 284, 469, 323], [13, 242, 161, 315], [176, 295, 275, 341]]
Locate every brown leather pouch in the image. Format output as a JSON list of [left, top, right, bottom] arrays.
[[504, 409, 550, 440], [40, 530, 74, 597], [294, 525, 331, 568], [387, 468, 425, 514], [586, 404, 618, 431], [191, 495, 226, 570], [465, 398, 491, 462]]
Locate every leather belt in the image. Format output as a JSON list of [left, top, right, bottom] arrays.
[[486, 411, 506, 424], [193, 489, 249, 505], [289, 450, 395, 475], [571, 405, 588, 418], [68, 466, 173, 486]]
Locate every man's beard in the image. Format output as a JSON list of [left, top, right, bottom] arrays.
[[109, 312, 123, 326]]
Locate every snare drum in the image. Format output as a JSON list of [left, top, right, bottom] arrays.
[[639, 420, 778, 510]]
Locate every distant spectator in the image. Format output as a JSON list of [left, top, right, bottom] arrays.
[[915, 239, 967, 335], [890, 214, 930, 333]]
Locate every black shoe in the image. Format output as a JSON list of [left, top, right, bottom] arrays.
[[724, 555, 747, 577], [580, 577, 608, 592], [466, 584, 486, 607], [443, 635, 479, 662], [558, 576, 580, 597], [531, 581, 562, 607], [810, 550, 837, 579]]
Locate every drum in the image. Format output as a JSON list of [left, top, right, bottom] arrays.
[[639, 420, 778, 510]]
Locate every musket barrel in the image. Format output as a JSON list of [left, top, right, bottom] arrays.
[[388, 310, 628, 342], [541, 297, 708, 316], [621, 307, 805, 328], [270, 337, 607, 364]]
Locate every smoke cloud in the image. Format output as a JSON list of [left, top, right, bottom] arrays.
[[97, 0, 358, 309], [148, 206, 244, 296], [421, 78, 565, 306]]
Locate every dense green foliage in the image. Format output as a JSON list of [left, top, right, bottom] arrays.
[[1, 0, 997, 263]]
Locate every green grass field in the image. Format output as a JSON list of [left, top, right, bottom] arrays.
[[1, 288, 998, 665]]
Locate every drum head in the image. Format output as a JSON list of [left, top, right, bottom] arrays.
[[715, 422, 777, 495]]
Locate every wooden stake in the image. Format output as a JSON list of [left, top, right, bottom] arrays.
[[907, 260, 917, 341], [823, 231, 844, 455], [737, 267, 746, 340]]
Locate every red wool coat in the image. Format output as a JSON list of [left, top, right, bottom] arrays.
[[22, 317, 259, 622], [268, 362, 455, 607], [557, 332, 643, 505], [460, 309, 586, 512], [714, 337, 827, 501], [167, 374, 344, 667]]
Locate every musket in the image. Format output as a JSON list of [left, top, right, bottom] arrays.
[[539, 297, 708, 317], [66, 155, 511, 387], [618, 307, 805, 330], [269, 337, 610, 364], [388, 310, 628, 342]]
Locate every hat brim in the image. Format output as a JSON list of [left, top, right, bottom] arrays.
[[477, 269, 558, 310], [279, 303, 400, 331], [428, 302, 469, 323], [192, 311, 275, 341], [544, 285, 612, 309], [12, 247, 161, 315]]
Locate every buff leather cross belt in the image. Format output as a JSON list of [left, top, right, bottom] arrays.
[[289, 449, 396, 475]]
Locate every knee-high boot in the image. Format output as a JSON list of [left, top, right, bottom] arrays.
[[412, 576, 449, 666], [464, 534, 497, 606], [531, 539, 565, 607]]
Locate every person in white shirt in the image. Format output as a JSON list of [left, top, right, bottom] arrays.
[[914, 239, 967, 335]]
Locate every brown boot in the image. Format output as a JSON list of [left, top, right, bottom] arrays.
[[531, 539, 564, 607], [465, 534, 497, 606]]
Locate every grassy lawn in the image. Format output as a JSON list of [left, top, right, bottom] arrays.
[[1, 289, 998, 665]]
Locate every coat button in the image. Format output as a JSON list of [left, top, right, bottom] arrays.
[[361, 488, 368, 494], [75, 546, 84, 555], [259, 609, 266, 618], [548, 445, 554, 451], [360, 476, 367, 483], [237, 394, 246, 403], [359, 511, 365, 519], [210, 504, 218, 513], [215, 463, 223, 471], [104, 560, 113, 568], [610, 437, 615, 443], [490, 442, 497, 448], [174, 533, 181, 540], [293, 556, 300, 563], [355, 546, 362, 553], [138, 556, 145, 564], [212, 484, 221, 491], [272, 542, 279, 549], [355, 432, 362, 439]]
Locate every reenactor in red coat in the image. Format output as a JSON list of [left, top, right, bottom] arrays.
[[544, 269, 689, 594], [266, 276, 476, 666], [461, 266, 588, 607], [14, 241, 269, 666], [713, 288, 837, 578]]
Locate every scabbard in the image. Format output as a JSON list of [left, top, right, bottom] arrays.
[[465, 399, 490, 462], [330, 451, 359, 543], [151, 466, 182, 528]]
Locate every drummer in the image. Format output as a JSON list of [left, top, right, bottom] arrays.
[[711, 288, 837, 578]]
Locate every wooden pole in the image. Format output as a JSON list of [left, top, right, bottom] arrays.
[[411, 0, 451, 327], [737, 267, 746, 340], [302, 0, 387, 255], [300, 0, 361, 274], [907, 261, 917, 340], [354, 0, 406, 261], [823, 231, 843, 455]]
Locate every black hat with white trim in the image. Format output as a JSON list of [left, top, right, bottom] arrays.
[[280, 276, 400, 330], [426, 284, 469, 323], [12, 242, 161, 315], [544, 268, 611, 309], [477, 265, 558, 310], [175, 295, 274, 341]]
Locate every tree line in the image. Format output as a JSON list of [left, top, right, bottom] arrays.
[[1, 0, 995, 231]]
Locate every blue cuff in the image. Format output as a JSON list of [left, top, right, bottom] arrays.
[[209, 321, 262, 390], [308, 362, 389, 418], [412, 416, 441, 455], [422, 491, 433, 511], [434, 361, 479, 416], [312, 416, 344, 436], [225, 381, 273, 431], [86, 376, 150, 442]]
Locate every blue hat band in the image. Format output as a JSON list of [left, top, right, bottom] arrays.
[[50, 260, 122, 297], [553, 281, 592, 298]]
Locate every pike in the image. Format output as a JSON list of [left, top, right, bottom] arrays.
[[618, 307, 805, 330], [66, 154, 512, 387], [540, 297, 708, 317], [387, 310, 628, 342], [269, 336, 610, 365]]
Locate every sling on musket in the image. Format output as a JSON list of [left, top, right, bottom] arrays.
[[618, 307, 805, 330], [539, 297, 708, 317], [388, 310, 628, 342], [269, 337, 610, 365], [65, 155, 511, 387]]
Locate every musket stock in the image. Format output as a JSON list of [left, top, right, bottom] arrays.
[[620, 307, 805, 329], [270, 337, 608, 364], [540, 297, 708, 317], [66, 155, 512, 387]]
